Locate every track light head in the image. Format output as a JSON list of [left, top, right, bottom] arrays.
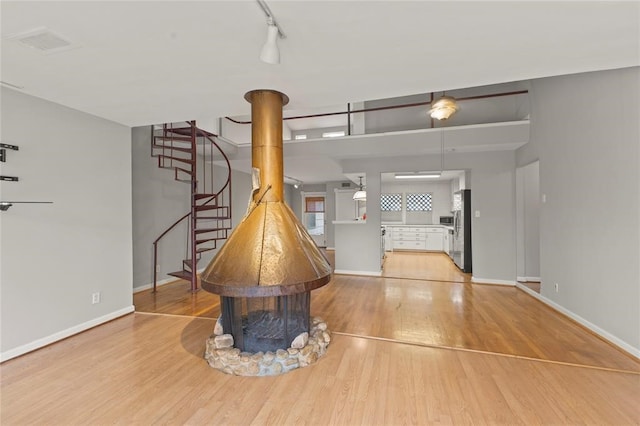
[[260, 23, 280, 64]]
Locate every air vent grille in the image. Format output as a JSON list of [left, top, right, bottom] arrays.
[[7, 27, 76, 54]]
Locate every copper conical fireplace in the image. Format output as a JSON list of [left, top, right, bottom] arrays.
[[202, 90, 332, 375]]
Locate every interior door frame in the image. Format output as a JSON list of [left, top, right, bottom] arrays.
[[301, 191, 327, 247]]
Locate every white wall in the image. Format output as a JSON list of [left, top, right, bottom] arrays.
[[517, 67, 640, 353], [0, 88, 133, 360]]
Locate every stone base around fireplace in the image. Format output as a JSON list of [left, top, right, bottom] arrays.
[[204, 316, 330, 376]]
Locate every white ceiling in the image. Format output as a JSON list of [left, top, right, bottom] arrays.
[[2, 1, 638, 184]]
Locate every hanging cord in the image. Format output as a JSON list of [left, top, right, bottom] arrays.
[[440, 126, 445, 174]]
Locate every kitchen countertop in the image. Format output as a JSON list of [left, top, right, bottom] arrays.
[[382, 223, 451, 227], [381, 223, 455, 231], [333, 220, 367, 224]]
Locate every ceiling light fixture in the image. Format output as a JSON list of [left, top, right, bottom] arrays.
[[322, 131, 346, 138], [429, 95, 459, 120], [353, 176, 366, 201], [395, 173, 441, 179], [256, 0, 286, 65]]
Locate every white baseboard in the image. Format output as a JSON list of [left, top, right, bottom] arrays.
[[134, 277, 175, 293], [0, 305, 135, 363], [334, 269, 382, 277], [515, 283, 640, 360], [517, 276, 541, 283], [133, 268, 207, 294], [471, 277, 516, 286]]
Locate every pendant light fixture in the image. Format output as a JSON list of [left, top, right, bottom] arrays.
[[353, 176, 366, 201], [429, 95, 459, 121]]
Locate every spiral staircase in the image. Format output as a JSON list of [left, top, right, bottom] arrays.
[[151, 121, 232, 292]]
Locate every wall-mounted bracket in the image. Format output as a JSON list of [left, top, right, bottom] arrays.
[[0, 143, 18, 163], [0, 201, 53, 211]]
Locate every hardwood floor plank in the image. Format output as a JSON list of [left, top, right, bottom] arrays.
[[311, 275, 639, 372], [134, 252, 639, 373], [383, 251, 471, 282], [1, 314, 639, 425]]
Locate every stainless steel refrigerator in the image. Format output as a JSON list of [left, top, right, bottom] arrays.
[[452, 189, 472, 273]]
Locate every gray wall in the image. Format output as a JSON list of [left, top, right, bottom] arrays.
[[132, 126, 190, 288], [323, 181, 355, 248], [289, 181, 354, 249], [516, 161, 540, 280], [517, 67, 640, 352], [1, 88, 133, 359], [342, 150, 517, 281], [132, 126, 254, 289]]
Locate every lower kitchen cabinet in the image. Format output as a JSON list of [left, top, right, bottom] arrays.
[[388, 225, 444, 252], [425, 228, 444, 251]]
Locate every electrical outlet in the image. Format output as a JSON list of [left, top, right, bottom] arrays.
[[475, 210, 480, 218], [92, 292, 101, 304], [156, 264, 160, 273], [554, 283, 559, 292]]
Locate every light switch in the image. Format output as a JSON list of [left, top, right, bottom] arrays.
[[541, 194, 547, 203], [475, 210, 480, 218]]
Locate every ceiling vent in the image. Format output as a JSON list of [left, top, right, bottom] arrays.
[[6, 27, 77, 54]]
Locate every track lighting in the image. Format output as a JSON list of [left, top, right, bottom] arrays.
[[285, 175, 303, 189], [256, 1, 285, 65], [260, 20, 280, 64]]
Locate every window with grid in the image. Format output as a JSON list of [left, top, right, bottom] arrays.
[[380, 193, 402, 211], [406, 193, 433, 211]]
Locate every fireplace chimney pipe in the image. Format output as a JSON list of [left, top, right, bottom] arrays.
[[201, 89, 331, 298], [245, 90, 288, 203]]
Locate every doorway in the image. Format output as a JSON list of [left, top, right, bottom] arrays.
[[302, 192, 326, 247], [516, 161, 541, 292]]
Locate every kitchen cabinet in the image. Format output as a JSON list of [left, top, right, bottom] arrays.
[[383, 226, 393, 251], [388, 225, 444, 251], [424, 228, 444, 251], [443, 230, 450, 254]]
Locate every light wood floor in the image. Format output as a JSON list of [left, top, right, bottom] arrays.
[[383, 251, 471, 282], [2, 314, 638, 425], [133, 252, 639, 371], [2, 251, 639, 424]]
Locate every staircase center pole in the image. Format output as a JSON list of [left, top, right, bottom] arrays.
[[190, 121, 198, 292]]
